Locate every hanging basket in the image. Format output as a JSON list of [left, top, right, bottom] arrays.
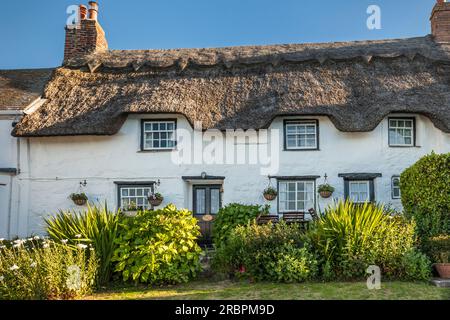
[[319, 190, 333, 199], [263, 192, 277, 201], [148, 196, 164, 207], [73, 198, 87, 206]]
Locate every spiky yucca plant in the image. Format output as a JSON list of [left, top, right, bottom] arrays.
[[307, 200, 391, 279], [45, 203, 121, 285]]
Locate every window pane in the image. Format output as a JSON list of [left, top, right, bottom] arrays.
[[152, 123, 158, 130], [211, 189, 220, 214], [288, 202, 296, 211], [196, 189, 206, 214]]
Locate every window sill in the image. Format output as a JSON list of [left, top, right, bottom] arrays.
[[283, 148, 321, 152], [138, 149, 177, 153], [388, 145, 421, 148]]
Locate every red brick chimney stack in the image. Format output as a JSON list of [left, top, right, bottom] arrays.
[[63, 1, 108, 63], [431, 0, 450, 42]]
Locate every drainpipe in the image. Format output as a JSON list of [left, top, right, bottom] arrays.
[[7, 175, 13, 239]]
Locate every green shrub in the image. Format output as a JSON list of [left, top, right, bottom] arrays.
[[112, 205, 202, 285], [427, 235, 450, 263], [400, 249, 431, 281], [0, 238, 98, 300], [212, 222, 317, 282], [400, 152, 450, 242], [306, 200, 428, 280], [213, 203, 269, 246], [45, 203, 121, 285]]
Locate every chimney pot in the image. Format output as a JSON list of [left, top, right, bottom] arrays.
[[88, 8, 98, 21], [88, 1, 99, 20], [79, 5, 87, 20], [89, 1, 99, 11]]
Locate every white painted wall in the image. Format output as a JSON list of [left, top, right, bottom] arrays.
[[0, 115, 21, 238], [6, 113, 450, 238]]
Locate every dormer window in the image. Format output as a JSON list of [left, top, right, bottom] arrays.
[[388, 118, 415, 147], [141, 120, 177, 151]]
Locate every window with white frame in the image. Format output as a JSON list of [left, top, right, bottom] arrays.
[[142, 120, 176, 150], [392, 176, 401, 199], [285, 121, 318, 150], [389, 118, 414, 146], [278, 180, 315, 213], [348, 181, 370, 203], [118, 185, 154, 211]]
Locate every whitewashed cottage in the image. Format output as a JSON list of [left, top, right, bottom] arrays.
[[1, 1, 449, 239]]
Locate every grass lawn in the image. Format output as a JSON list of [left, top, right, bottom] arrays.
[[87, 280, 450, 300]]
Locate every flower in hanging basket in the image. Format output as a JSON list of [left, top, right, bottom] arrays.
[[318, 184, 335, 199], [263, 187, 278, 201], [148, 192, 164, 207], [70, 193, 88, 206]]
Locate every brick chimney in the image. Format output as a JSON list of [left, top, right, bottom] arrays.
[[431, 0, 450, 43], [64, 1, 108, 62]]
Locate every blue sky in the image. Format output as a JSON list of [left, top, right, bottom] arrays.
[[0, 0, 437, 69]]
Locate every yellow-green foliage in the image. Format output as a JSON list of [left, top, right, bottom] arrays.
[[306, 200, 430, 280], [112, 205, 202, 285], [0, 239, 98, 300], [400, 152, 450, 240], [427, 235, 450, 263]]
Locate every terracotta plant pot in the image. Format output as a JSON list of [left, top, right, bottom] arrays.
[[263, 193, 277, 201], [73, 198, 87, 206], [435, 263, 450, 279], [319, 191, 333, 199], [149, 197, 163, 207]]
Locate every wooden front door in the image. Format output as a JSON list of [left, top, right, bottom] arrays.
[[193, 185, 222, 246]]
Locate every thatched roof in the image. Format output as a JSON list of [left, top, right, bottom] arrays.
[[12, 36, 450, 136], [0, 69, 54, 111]]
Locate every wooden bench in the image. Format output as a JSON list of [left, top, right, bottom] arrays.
[[282, 212, 306, 223], [257, 215, 280, 225]]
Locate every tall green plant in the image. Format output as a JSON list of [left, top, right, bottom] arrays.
[[400, 152, 450, 242], [45, 203, 121, 285], [213, 203, 269, 246], [306, 200, 429, 280], [112, 205, 202, 284]]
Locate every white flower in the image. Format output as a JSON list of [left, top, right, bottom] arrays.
[[9, 265, 19, 271], [13, 244, 22, 248], [77, 244, 88, 250], [27, 238, 33, 241], [33, 236, 40, 240], [61, 239, 68, 244], [0, 245, 6, 249], [0, 275, 4, 281], [89, 247, 95, 251], [75, 234, 82, 239], [13, 239, 25, 245], [42, 242, 50, 249], [30, 262, 37, 268]]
